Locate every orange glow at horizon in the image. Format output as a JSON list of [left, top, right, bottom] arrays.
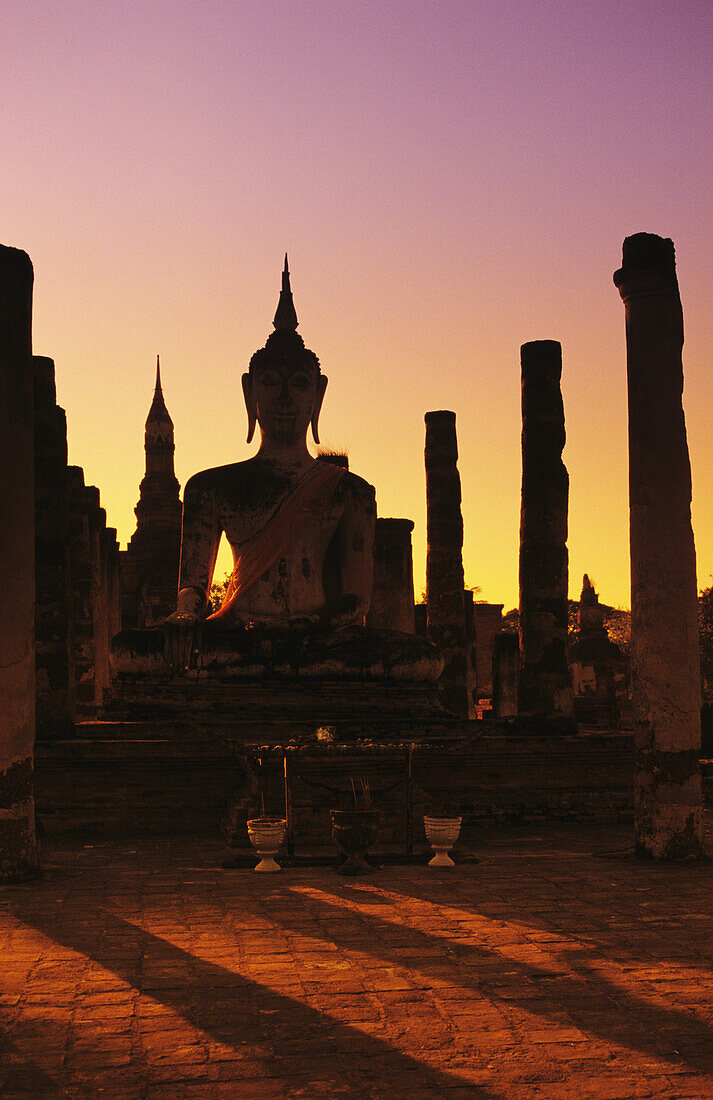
[[4, 1, 713, 613]]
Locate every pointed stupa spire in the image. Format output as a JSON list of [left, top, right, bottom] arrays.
[[146, 354, 172, 429], [273, 253, 299, 331], [580, 573, 599, 607]]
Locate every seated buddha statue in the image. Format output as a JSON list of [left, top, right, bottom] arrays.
[[112, 259, 442, 681]]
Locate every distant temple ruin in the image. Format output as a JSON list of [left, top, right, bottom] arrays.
[[119, 357, 182, 629]]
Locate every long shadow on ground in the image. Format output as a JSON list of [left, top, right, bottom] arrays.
[[0, 1030, 62, 1098], [0, 889, 495, 1098], [230, 866, 713, 1079]]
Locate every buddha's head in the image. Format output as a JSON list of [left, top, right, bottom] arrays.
[[242, 258, 328, 447]]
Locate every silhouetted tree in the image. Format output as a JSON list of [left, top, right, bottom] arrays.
[[602, 608, 631, 655], [209, 571, 231, 613], [502, 608, 519, 633]]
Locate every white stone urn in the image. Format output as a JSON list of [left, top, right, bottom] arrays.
[[423, 815, 462, 868], [247, 818, 287, 873]]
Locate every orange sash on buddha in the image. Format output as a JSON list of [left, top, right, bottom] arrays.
[[207, 461, 346, 621]]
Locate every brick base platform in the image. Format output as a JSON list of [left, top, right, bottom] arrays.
[[34, 726, 634, 841]]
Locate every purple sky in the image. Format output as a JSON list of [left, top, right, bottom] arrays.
[[3, 0, 713, 608]]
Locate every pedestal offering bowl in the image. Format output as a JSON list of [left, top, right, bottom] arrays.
[[423, 815, 462, 867], [247, 817, 287, 872], [330, 809, 379, 875]]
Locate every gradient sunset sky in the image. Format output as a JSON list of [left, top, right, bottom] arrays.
[[4, 0, 713, 610]]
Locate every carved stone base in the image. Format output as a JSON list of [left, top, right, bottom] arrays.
[[111, 624, 444, 683]]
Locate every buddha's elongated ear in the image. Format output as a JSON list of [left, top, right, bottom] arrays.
[[311, 374, 328, 445], [242, 373, 257, 444]]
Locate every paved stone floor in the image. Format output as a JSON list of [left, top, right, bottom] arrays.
[[1, 820, 713, 1099]]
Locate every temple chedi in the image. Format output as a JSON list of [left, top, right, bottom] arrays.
[[120, 357, 182, 628]]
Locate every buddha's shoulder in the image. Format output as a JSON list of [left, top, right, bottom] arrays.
[[338, 469, 376, 505], [184, 461, 255, 496]]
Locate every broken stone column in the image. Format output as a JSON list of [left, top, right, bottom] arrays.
[[472, 602, 504, 698], [0, 245, 39, 879], [62, 468, 120, 716], [367, 518, 416, 633], [67, 467, 96, 715], [492, 633, 519, 719], [34, 355, 74, 738], [518, 341, 576, 730], [98, 522, 120, 702], [614, 233, 704, 859], [425, 411, 471, 716], [105, 527, 122, 642], [463, 590, 477, 714], [88, 490, 110, 709]]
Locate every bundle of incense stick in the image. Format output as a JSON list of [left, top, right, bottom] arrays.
[[351, 777, 372, 809]]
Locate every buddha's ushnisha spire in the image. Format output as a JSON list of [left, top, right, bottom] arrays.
[[273, 253, 299, 331], [146, 353, 172, 428]]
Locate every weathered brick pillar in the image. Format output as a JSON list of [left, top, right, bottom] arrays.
[[473, 602, 504, 698], [492, 633, 519, 720], [67, 467, 96, 715], [0, 245, 39, 879], [614, 233, 704, 859], [518, 341, 576, 730], [425, 411, 471, 716], [34, 355, 74, 738], [90, 493, 110, 710], [367, 518, 416, 633], [463, 590, 477, 714], [106, 528, 122, 641]]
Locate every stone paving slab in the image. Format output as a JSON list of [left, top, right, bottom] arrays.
[[1, 820, 713, 1098]]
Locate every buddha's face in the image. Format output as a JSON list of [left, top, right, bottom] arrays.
[[250, 361, 323, 445]]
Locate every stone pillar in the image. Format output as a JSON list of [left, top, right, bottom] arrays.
[[425, 411, 471, 716], [88, 492, 110, 709], [472, 603, 504, 698], [106, 528, 122, 641], [0, 245, 39, 879], [518, 341, 576, 729], [64, 469, 118, 716], [67, 467, 96, 715], [34, 355, 74, 738], [492, 633, 519, 720], [367, 518, 416, 633], [614, 233, 704, 859], [463, 590, 477, 714]]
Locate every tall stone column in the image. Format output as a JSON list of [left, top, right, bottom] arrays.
[[88, 492, 109, 709], [614, 233, 704, 859], [425, 411, 471, 716], [492, 632, 519, 719], [0, 245, 39, 879], [34, 355, 74, 738], [518, 341, 576, 729], [473, 602, 504, 698], [67, 467, 96, 714], [463, 590, 477, 714], [367, 518, 416, 633]]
